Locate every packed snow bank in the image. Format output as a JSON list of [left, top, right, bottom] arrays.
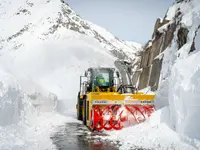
[[104, 107, 198, 150], [154, 0, 200, 142], [169, 51, 200, 139], [195, 28, 200, 50], [0, 61, 82, 149], [0, 67, 37, 126], [155, 41, 178, 109], [0, 66, 64, 149]]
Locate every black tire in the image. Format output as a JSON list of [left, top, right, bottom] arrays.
[[82, 98, 87, 125], [77, 92, 83, 120]]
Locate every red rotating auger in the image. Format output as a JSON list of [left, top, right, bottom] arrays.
[[90, 104, 155, 131]]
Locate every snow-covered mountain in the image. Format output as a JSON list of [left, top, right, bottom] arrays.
[[0, 0, 141, 61]]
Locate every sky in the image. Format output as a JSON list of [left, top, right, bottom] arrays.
[[66, 0, 175, 44]]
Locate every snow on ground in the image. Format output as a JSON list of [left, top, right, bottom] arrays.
[[104, 107, 198, 150], [0, 112, 80, 150]]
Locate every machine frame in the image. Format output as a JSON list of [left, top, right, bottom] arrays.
[[76, 67, 155, 131]]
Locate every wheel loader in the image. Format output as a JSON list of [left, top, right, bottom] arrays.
[[76, 60, 155, 131]]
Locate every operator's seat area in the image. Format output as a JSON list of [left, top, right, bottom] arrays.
[[94, 73, 109, 86], [85, 67, 115, 92]]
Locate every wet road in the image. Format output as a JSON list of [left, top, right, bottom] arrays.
[[50, 122, 120, 150]]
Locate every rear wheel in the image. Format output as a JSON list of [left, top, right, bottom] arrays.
[[77, 92, 83, 120]]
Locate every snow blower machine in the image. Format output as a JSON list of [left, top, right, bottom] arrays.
[[76, 60, 155, 131]]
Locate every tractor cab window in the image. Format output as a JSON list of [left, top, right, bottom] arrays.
[[94, 70, 110, 87]]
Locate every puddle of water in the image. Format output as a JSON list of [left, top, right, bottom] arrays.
[[50, 123, 120, 150]]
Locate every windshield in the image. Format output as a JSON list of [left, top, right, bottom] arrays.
[[94, 70, 110, 87]]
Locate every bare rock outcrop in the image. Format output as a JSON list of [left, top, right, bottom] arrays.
[[134, 0, 200, 91], [135, 17, 176, 91]]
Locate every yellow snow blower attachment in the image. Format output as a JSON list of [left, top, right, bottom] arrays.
[[76, 61, 155, 131]]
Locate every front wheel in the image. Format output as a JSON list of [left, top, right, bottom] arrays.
[[82, 98, 87, 125], [77, 92, 83, 120]]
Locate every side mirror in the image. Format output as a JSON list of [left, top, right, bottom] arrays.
[[86, 82, 92, 92]]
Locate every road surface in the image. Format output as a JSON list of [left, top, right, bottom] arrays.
[[50, 122, 120, 150]]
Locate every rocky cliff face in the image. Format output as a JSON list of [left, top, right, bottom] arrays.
[[135, 0, 199, 91], [136, 17, 176, 91]]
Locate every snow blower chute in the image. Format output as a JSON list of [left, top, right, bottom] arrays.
[[76, 60, 155, 131]]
